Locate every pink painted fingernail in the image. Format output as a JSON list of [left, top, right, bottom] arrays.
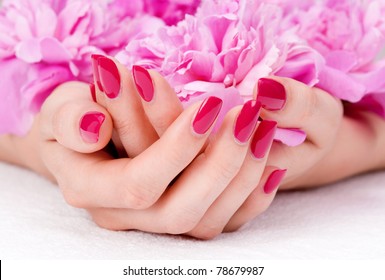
[[251, 120, 277, 159], [80, 112, 105, 143], [132, 65, 154, 102], [264, 169, 287, 194], [257, 78, 286, 111], [91, 54, 104, 92], [234, 100, 261, 143], [97, 56, 121, 99], [192, 96, 223, 135], [89, 83, 96, 102]]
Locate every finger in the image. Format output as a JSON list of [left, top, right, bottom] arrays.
[[91, 54, 157, 157], [188, 119, 277, 239], [40, 82, 113, 153], [255, 77, 343, 146], [42, 97, 223, 209], [132, 66, 184, 136], [90, 161, 285, 236], [155, 101, 261, 235], [224, 167, 287, 232]]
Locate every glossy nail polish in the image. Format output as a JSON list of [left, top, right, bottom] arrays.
[[251, 120, 277, 159], [257, 78, 286, 111], [98, 56, 121, 99], [132, 65, 154, 102], [89, 83, 96, 102], [263, 169, 287, 194], [234, 100, 261, 143], [80, 112, 105, 143], [192, 96, 223, 135], [91, 54, 104, 92]]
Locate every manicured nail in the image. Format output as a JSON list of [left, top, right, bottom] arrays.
[[257, 78, 286, 111], [251, 120, 277, 159], [234, 100, 261, 143], [80, 112, 105, 143], [263, 169, 287, 194], [132, 65, 154, 102], [91, 54, 104, 92], [98, 56, 121, 99], [192, 96, 223, 135], [89, 83, 96, 102]]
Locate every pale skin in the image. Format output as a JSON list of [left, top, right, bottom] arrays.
[[1, 58, 385, 239]]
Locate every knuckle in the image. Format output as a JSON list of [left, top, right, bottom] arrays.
[[121, 183, 159, 209], [91, 211, 125, 231], [210, 158, 240, 184], [114, 117, 138, 142], [191, 223, 224, 240], [61, 187, 86, 208], [120, 171, 161, 209], [164, 206, 202, 234]]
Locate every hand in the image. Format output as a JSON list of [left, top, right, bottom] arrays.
[[34, 55, 279, 239], [251, 77, 343, 189], [252, 77, 385, 190], [1, 56, 382, 239]]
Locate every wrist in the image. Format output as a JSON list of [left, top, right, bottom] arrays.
[[282, 111, 383, 189], [0, 115, 53, 181]]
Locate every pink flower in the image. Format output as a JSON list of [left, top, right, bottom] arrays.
[[142, 0, 201, 26], [0, 0, 164, 135], [282, 0, 385, 113], [117, 0, 320, 145], [108, 0, 200, 26]]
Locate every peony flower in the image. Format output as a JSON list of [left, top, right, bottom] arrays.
[[281, 0, 385, 116], [117, 0, 323, 145]]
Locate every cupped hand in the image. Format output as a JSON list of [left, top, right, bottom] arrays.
[[37, 55, 280, 239]]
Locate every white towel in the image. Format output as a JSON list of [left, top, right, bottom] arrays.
[[1, 162, 384, 259]]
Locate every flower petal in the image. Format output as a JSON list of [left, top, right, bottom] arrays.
[[15, 38, 42, 63], [274, 128, 307, 147]]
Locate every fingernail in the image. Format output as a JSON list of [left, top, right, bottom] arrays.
[[80, 112, 105, 143], [91, 54, 104, 92], [251, 120, 277, 159], [192, 96, 223, 135], [257, 78, 286, 111], [264, 169, 287, 194], [132, 65, 154, 102], [234, 100, 261, 143], [89, 83, 96, 102], [97, 56, 121, 99]]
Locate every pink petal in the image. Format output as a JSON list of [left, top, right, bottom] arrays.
[[316, 66, 366, 102], [351, 65, 385, 94], [237, 45, 280, 98], [0, 59, 33, 135], [40, 37, 72, 63], [15, 38, 42, 63], [35, 5, 57, 37], [325, 51, 357, 72], [274, 128, 307, 147]]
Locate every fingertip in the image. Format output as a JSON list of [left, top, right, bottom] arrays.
[[132, 65, 155, 102], [263, 168, 287, 194], [256, 77, 287, 111], [52, 101, 113, 154], [79, 111, 106, 144]]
